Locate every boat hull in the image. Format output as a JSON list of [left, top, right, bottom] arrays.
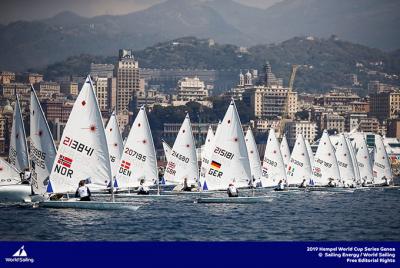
[[40, 200, 140, 210], [0, 184, 32, 202], [92, 193, 177, 198], [195, 196, 272, 204]]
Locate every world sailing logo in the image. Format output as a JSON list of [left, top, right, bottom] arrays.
[[4, 245, 35, 263]]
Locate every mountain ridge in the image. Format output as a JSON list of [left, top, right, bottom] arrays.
[[0, 0, 399, 71], [36, 36, 400, 91]]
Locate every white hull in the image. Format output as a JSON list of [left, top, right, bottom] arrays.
[[195, 196, 272, 204], [92, 193, 176, 198], [40, 200, 140, 210], [0, 184, 32, 202]]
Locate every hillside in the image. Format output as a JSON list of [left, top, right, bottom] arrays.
[[0, 0, 399, 71], [38, 36, 400, 91]]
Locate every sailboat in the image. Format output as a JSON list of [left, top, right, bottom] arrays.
[[245, 128, 262, 187], [261, 129, 286, 187], [0, 157, 20, 185], [305, 139, 314, 166], [335, 134, 356, 187], [373, 134, 393, 186], [309, 130, 340, 187], [105, 111, 123, 181], [41, 76, 139, 210], [0, 95, 31, 202], [162, 140, 172, 163], [29, 86, 57, 197], [164, 114, 199, 189], [286, 134, 312, 186], [346, 135, 361, 185], [0, 157, 31, 202], [280, 134, 290, 169], [116, 106, 158, 189], [199, 125, 215, 188], [201, 100, 251, 191], [201, 125, 215, 165], [9, 95, 29, 172], [355, 135, 374, 186]]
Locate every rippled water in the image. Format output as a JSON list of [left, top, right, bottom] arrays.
[[0, 187, 399, 241]]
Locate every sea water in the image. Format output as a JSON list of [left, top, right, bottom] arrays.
[[0, 187, 399, 241]]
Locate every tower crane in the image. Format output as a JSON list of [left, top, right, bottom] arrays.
[[279, 64, 300, 137]]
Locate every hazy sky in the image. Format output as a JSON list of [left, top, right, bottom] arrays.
[[0, 0, 282, 24]]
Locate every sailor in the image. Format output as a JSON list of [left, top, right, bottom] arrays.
[[274, 180, 285, 191], [361, 179, 367, 187], [21, 168, 31, 185], [299, 179, 307, 188], [227, 183, 239, 197], [249, 176, 257, 188], [182, 177, 192, 192], [327, 178, 335, 187], [137, 179, 150, 195], [382, 176, 389, 186], [75, 180, 91, 201]]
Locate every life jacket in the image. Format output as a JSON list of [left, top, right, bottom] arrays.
[[228, 186, 237, 194], [78, 186, 89, 197]]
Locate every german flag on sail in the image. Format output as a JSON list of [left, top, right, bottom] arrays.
[[211, 160, 221, 170]]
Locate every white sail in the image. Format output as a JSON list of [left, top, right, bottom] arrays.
[[201, 125, 215, 163], [116, 106, 158, 188], [286, 134, 312, 186], [335, 134, 356, 186], [164, 114, 198, 185], [162, 140, 172, 163], [245, 128, 262, 186], [346, 136, 361, 184], [373, 135, 393, 185], [261, 128, 286, 187], [9, 95, 29, 172], [48, 76, 111, 193], [310, 130, 340, 186], [30, 86, 57, 195], [305, 139, 314, 165], [280, 134, 290, 168], [200, 124, 220, 188], [202, 100, 251, 190], [0, 157, 21, 186], [356, 135, 374, 184], [105, 111, 123, 180]]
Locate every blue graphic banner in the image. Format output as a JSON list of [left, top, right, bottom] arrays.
[[0, 242, 398, 267]]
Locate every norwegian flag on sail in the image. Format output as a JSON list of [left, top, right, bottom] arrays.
[[58, 155, 73, 168]]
